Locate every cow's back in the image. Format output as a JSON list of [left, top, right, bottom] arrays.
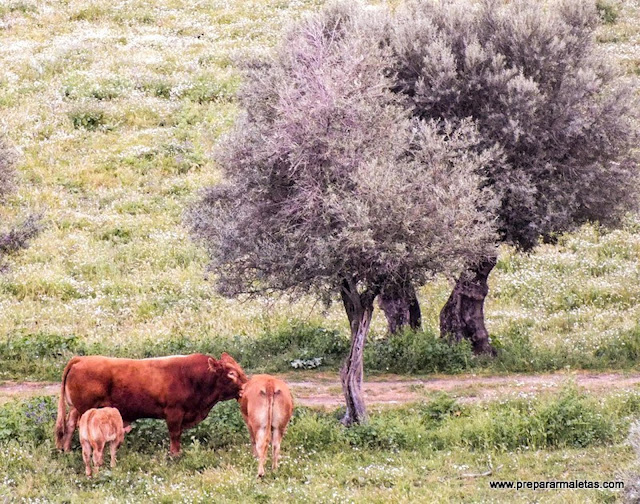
[[241, 375, 293, 429], [65, 354, 211, 421]]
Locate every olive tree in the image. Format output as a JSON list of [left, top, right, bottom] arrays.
[[188, 4, 497, 424], [385, 0, 639, 352]]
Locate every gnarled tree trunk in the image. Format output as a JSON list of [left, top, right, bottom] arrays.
[[439, 257, 497, 355], [377, 283, 421, 334], [340, 279, 376, 426]]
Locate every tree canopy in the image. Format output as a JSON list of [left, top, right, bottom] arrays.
[[391, 0, 639, 251], [189, 4, 497, 301]]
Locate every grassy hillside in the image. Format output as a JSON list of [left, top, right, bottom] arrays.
[[0, 0, 639, 380]]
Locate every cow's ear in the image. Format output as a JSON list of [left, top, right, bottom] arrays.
[[227, 369, 238, 383], [221, 352, 238, 365], [208, 357, 221, 373]]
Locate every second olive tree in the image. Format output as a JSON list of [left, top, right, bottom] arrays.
[[384, 0, 639, 352]]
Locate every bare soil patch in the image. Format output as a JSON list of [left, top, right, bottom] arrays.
[[3, 371, 640, 407]]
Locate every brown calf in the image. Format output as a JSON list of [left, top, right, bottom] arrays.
[[239, 375, 294, 478], [78, 407, 129, 477]]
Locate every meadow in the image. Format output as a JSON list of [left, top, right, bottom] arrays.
[[2, 387, 640, 502], [0, 0, 639, 501]]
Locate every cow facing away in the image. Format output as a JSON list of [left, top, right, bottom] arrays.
[[78, 407, 129, 477], [239, 375, 294, 478], [56, 353, 248, 455]]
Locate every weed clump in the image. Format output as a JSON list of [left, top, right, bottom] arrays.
[[69, 105, 108, 131]]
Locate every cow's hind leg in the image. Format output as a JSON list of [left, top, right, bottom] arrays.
[[81, 440, 92, 477], [254, 427, 269, 478], [63, 408, 80, 452], [246, 423, 257, 457], [271, 427, 283, 472]]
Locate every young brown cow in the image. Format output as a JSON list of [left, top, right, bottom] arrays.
[[239, 375, 294, 478], [78, 407, 129, 477]]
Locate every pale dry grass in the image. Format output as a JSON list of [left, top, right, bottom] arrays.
[[0, 0, 638, 361]]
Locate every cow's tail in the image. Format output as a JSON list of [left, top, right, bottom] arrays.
[[55, 357, 80, 450], [265, 379, 275, 449]]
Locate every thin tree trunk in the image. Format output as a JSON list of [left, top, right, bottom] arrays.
[[378, 283, 422, 334], [340, 279, 375, 426], [439, 257, 497, 355]]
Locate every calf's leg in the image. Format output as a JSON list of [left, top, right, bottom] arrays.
[[92, 440, 105, 475], [109, 440, 118, 468], [81, 440, 92, 477]]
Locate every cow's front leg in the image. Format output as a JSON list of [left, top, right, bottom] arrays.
[[165, 409, 184, 456]]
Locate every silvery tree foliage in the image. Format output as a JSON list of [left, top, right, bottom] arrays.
[[188, 3, 497, 424], [0, 140, 40, 268], [387, 0, 639, 353]]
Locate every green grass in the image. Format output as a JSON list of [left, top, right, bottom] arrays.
[[0, 389, 637, 502]]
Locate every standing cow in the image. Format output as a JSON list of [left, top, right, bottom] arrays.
[[55, 353, 248, 455], [78, 407, 128, 477], [239, 375, 294, 478]]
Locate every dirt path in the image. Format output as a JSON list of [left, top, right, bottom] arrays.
[[3, 371, 640, 407]]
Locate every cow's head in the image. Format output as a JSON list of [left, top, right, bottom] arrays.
[[208, 353, 249, 400]]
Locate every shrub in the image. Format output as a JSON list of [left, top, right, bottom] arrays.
[[595, 325, 640, 366], [596, 0, 619, 23], [429, 387, 622, 451], [416, 392, 464, 424], [286, 408, 346, 452], [69, 105, 108, 130], [0, 331, 81, 361], [536, 388, 614, 447], [364, 328, 473, 374], [0, 396, 56, 444]]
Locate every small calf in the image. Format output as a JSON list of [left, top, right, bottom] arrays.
[[239, 375, 294, 478], [78, 407, 128, 477]]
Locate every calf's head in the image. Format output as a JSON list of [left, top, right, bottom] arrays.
[[208, 353, 248, 400]]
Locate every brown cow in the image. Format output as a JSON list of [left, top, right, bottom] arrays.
[[55, 353, 248, 455], [239, 375, 294, 478], [78, 407, 129, 477]]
